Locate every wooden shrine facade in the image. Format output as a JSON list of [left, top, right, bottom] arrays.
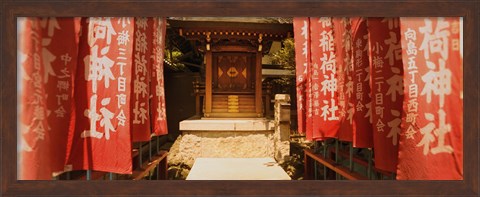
[[170, 20, 292, 118]]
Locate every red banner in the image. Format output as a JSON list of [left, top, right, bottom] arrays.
[[350, 17, 373, 148], [131, 17, 154, 142], [309, 17, 340, 140], [293, 17, 311, 140], [150, 17, 168, 136], [66, 17, 134, 174], [368, 17, 404, 173], [333, 18, 354, 142], [18, 17, 80, 180], [397, 17, 463, 180]]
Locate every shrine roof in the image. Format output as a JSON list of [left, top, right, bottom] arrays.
[[168, 18, 293, 41]]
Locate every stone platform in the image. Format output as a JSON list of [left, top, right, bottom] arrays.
[[186, 157, 291, 180], [169, 118, 276, 167], [168, 95, 291, 169], [179, 117, 274, 131]]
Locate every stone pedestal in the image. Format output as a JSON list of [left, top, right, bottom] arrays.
[[169, 94, 291, 168], [273, 94, 291, 163], [169, 119, 275, 167]]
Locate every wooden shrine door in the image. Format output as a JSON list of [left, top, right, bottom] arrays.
[[209, 52, 257, 117], [213, 53, 255, 93]]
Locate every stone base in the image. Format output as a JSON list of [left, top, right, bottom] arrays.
[[169, 118, 277, 167]]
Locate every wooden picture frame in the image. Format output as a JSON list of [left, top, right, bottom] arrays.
[[1, 0, 478, 196]]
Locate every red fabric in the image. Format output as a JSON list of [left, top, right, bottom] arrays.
[[18, 17, 80, 180], [350, 17, 374, 148], [66, 17, 134, 174], [367, 17, 403, 173], [131, 17, 154, 142], [293, 17, 311, 140], [397, 17, 463, 180], [309, 17, 340, 140], [150, 17, 168, 136], [333, 18, 354, 142]]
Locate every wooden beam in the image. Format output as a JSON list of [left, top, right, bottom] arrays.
[[328, 147, 394, 177], [131, 151, 168, 180], [255, 50, 263, 117], [205, 50, 212, 117], [211, 45, 257, 53], [304, 149, 368, 180]]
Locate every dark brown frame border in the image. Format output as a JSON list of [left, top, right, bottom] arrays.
[[1, 0, 478, 196]]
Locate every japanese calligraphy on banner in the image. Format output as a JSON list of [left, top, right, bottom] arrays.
[[397, 17, 463, 180], [66, 17, 134, 174], [131, 17, 154, 142], [310, 17, 340, 140], [350, 17, 373, 148], [333, 18, 354, 142], [18, 17, 80, 180], [150, 17, 168, 136], [293, 17, 312, 141], [367, 17, 404, 173]]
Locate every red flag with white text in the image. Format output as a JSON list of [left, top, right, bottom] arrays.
[[309, 17, 340, 140], [333, 18, 354, 142], [131, 17, 154, 142], [18, 17, 80, 179], [293, 17, 311, 140], [397, 17, 463, 180], [367, 17, 404, 173], [350, 17, 374, 148], [66, 17, 134, 174], [150, 17, 168, 136]]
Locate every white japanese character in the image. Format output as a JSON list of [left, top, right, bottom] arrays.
[[419, 18, 450, 60], [54, 105, 67, 118], [57, 81, 69, 92], [84, 45, 115, 93], [89, 17, 117, 46], [319, 17, 332, 28], [133, 101, 148, 124], [376, 119, 385, 132], [117, 17, 131, 28], [356, 101, 364, 112], [387, 110, 401, 146], [420, 59, 451, 107], [81, 95, 103, 139], [117, 30, 130, 46], [134, 76, 148, 99], [135, 53, 148, 76], [417, 109, 453, 155], [320, 51, 336, 74], [404, 28, 417, 41], [116, 93, 126, 108], [320, 73, 337, 97], [61, 53, 72, 66], [384, 31, 402, 66], [301, 21, 309, 59], [99, 98, 115, 140], [386, 67, 404, 102], [136, 17, 148, 30], [116, 109, 127, 126], [319, 30, 334, 52], [135, 31, 148, 53]]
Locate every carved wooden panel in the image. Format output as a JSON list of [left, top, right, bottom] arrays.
[[212, 53, 255, 93]]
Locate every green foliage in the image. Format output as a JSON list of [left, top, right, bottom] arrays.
[[164, 49, 188, 72], [270, 38, 296, 70], [270, 38, 296, 87]]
